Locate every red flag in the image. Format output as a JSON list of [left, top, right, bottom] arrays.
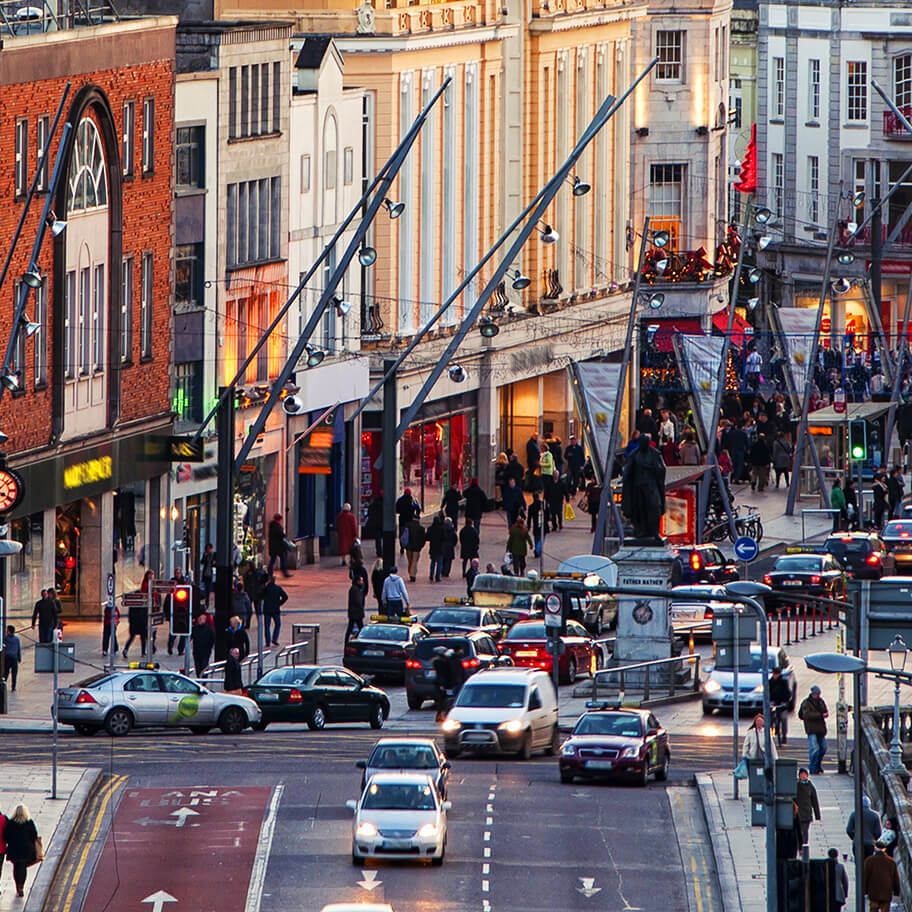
[[734, 123, 757, 193]]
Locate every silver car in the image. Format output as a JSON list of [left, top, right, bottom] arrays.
[[357, 738, 451, 797], [56, 669, 261, 736]]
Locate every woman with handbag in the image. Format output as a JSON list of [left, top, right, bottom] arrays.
[[3, 804, 42, 897], [735, 714, 777, 781]]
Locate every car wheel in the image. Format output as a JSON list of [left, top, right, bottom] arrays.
[[566, 657, 577, 686], [544, 725, 560, 756], [518, 731, 532, 761], [190, 725, 212, 735], [251, 720, 269, 732], [369, 703, 385, 730], [308, 705, 327, 731], [73, 723, 98, 736], [407, 692, 424, 710], [638, 760, 649, 787], [560, 770, 574, 784], [352, 852, 363, 865], [105, 708, 133, 737], [218, 706, 247, 735], [702, 703, 713, 716], [431, 845, 445, 866], [655, 751, 670, 782]]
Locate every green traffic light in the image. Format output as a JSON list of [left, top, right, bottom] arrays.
[[852, 446, 864, 459]]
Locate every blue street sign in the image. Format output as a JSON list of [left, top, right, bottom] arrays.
[[734, 536, 759, 562]]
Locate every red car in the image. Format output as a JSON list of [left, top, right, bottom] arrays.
[[558, 707, 670, 786], [496, 619, 594, 685]]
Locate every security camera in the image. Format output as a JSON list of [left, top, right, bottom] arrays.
[[283, 395, 304, 415]]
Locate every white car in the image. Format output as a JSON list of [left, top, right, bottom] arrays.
[[669, 584, 734, 638], [346, 772, 450, 865]]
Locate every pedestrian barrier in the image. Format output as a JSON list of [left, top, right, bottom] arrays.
[[800, 508, 840, 542], [274, 641, 311, 668], [199, 651, 266, 685], [585, 654, 703, 705]]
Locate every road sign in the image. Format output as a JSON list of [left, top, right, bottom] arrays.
[[121, 592, 149, 607], [734, 535, 759, 562], [106, 572, 115, 598], [544, 593, 562, 627]]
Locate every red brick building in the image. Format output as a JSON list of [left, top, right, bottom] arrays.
[[0, 15, 177, 618]]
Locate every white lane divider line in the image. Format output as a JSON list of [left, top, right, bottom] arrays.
[[244, 781, 285, 912], [482, 777, 496, 911], [485, 816, 493, 825], [486, 804, 493, 813], [482, 880, 490, 892], [483, 902, 491, 912], [483, 863, 490, 875], [484, 847, 491, 858], [484, 831, 491, 841]]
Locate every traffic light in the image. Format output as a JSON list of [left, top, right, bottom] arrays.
[[170, 584, 192, 635], [778, 859, 805, 912], [848, 419, 867, 460]]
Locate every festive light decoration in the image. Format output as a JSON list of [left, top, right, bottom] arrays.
[[734, 124, 757, 193]]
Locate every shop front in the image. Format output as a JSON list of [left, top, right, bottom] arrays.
[[498, 371, 574, 462]]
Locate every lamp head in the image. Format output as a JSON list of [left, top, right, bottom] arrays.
[[283, 395, 304, 415], [571, 176, 591, 197], [888, 635, 908, 673], [305, 345, 325, 368], [384, 198, 405, 219], [758, 235, 773, 251], [358, 246, 377, 267], [448, 364, 466, 383], [747, 297, 759, 311], [510, 269, 531, 291], [852, 190, 865, 208], [647, 293, 664, 310], [540, 224, 559, 245], [479, 317, 499, 338], [831, 277, 851, 295], [837, 251, 855, 266], [652, 229, 670, 248], [754, 207, 772, 225], [332, 295, 352, 317], [748, 267, 763, 284], [21, 269, 42, 289]]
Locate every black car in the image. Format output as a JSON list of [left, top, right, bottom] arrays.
[[246, 665, 390, 731], [421, 607, 507, 641], [824, 532, 895, 580], [763, 552, 845, 607], [673, 545, 739, 585], [343, 623, 429, 681], [881, 521, 912, 574], [405, 633, 513, 709]]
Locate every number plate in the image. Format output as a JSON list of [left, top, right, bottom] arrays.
[[464, 732, 490, 741], [364, 650, 384, 657], [516, 650, 538, 657], [425, 669, 436, 679], [586, 760, 613, 770], [258, 693, 280, 702], [782, 580, 802, 587], [382, 839, 410, 850]]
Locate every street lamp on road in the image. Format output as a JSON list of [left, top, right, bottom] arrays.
[[887, 635, 908, 773]]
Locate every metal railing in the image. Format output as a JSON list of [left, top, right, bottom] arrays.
[[274, 641, 311, 668], [800, 507, 840, 541], [200, 651, 267, 686], [587, 653, 702, 704]]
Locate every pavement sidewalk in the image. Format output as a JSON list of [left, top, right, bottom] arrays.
[[0, 764, 100, 911], [697, 768, 864, 912]]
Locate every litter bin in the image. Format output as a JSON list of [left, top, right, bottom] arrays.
[[35, 642, 76, 673], [291, 624, 319, 664]]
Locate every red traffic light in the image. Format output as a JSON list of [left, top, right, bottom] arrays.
[[174, 586, 190, 602]]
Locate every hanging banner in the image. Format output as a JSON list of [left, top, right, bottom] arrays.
[[569, 361, 623, 477], [770, 308, 819, 412], [297, 407, 337, 475], [673, 333, 724, 453]]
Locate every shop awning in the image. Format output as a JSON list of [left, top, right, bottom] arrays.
[[649, 318, 704, 352], [711, 307, 752, 347], [804, 402, 891, 426], [611, 463, 710, 492]]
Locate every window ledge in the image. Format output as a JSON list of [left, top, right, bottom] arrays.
[[34, 381, 47, 392], [769, 118, 785, 125], [140, 354, 154, 364], [843, 122, 868, 128], [228, 131, 282, 145], [226, 256, 285, 274], [805, 120, 820, 128], [175, 187, 207, 197]]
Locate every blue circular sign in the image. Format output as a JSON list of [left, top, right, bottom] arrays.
[[734, 536, 759, 562]]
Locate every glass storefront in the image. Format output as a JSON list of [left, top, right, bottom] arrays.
[[115, 483, 146, 593], [9, 512, 45, 614]]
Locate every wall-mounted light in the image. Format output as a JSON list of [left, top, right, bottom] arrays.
[[509, 269, 531, 291], [635, 126, 649, 138], [448, 364, 466, 383], [305, 344, 325, 368], [837, 251, 855, 265], [383, 198, 405, 219], [695, 125, 709, 136], [358, 246, 377, 267], [479, 317, 500, 338]]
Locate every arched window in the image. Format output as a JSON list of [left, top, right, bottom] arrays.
[[67, 117, 108, 212]]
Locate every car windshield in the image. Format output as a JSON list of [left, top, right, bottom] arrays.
[[574, 714, 644, 737], [455, 683, 526, 708], [369, 746, 438, 769], [358, 626, 410, 642], [424, 609, 480, 626], [361, 782, 437, 811], [257, 667, 316, 686], [741, 652, 777, 673], [774, 556, 822, 572], [884, 522, 912, 537], [827, 539, 871, 556], [505, 622, 547, 640], [415, 638, 470, 660], [471, 573, 547, 595]]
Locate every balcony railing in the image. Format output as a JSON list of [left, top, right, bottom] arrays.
[[843, 221, 912, 248], [884, 106, 912, 138], [0, 0, 119, 36]]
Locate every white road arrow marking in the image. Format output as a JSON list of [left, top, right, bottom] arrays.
[[170, 808, 199, 827], [161, 791, 184, 798], [577, 877, 602, 899], [357, 870, 382, 892], [571, 791, 591, 799], [141, 890, 178, 911]]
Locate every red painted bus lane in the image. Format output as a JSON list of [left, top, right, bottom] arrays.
[[83, 787, 274, 911]]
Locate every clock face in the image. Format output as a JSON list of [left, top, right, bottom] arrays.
[[0, 468, 24, 514]]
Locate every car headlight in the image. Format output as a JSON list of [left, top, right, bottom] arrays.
[[753, 684, 764, 693], [417, 823, 439, 838], [499, 719, 524, 734], [561, 742, 576, 756], [441, 719, 461, 733], [703, 679, 722, 694], [356, 822, 378, 838], [621, 746, 641, 759]]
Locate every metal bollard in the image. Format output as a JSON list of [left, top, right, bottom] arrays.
[[801, 604, 808, 640], [785, 608, 792, 646], [827, 604, 833, 630], [809, 605, 816, 637], [768, 615, 773, 647], [776, 609, 782, 647]]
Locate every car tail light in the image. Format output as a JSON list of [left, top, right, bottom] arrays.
[[344, 646, 357, 656], [462, 657, 480, 669], [75, 691, 97, 705], [690, 552, 702, 570], [391, 649, 407, 659], [405, 659, 421, 669], [810, 575, 821, 584], [242, 689, 249, 698], [288, 689, 303, 703], [840, 536, 853, 542], [866, 554, 881, 566], [705, 607, 714, 619], [763, 574, 772, 585]]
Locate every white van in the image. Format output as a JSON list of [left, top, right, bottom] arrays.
[[440, 668, 559, 760]]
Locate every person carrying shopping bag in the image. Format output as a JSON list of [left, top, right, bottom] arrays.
[[735, 713, 778, 780]]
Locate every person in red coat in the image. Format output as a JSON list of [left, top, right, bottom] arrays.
[[336, 503, 359, 566]]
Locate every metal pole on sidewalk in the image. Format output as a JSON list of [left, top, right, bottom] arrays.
[[52, 629, 59, 800], [732, 636, 740, 799], [382, 359, 398, 574], [215, 388, 235, 662]]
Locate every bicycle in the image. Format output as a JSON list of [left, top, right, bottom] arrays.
[[771, 702, 789, 749], [730, 504, 764, 543]]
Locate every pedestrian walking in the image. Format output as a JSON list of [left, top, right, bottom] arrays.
[[887, 466, 904, 519], [547, 473, 566, 532], [232, 580, 253, 630], [267, 513, 292, 578], [872, 473, 889, 529], [526, 432, 541, 472], [826, 848, 849, 912], [31, 589, 45, 638], [427, 513, 445, 583], [366, 494, 383, 557], [396, 489, 417, 551], [261, 575, 288, 645], [441, 484, 461, 526], [749, 433, 771, 492], [506, 519, 533, 577], [403, 515, 426, 582], [772, 432, 793, 488], [381, 565, 410, 619], [847, 796, 882, 860], [31, 588, 59, 644], [441, 518, 457, 578], [200, 543, 216, 606], [798, 685, 829, 773], [564, 436, 585, 493], [794, 768, 821, 850], [433, 646, 452, 722], [830, 479, 847, 533], [465, 557, 480, 599], [3, 624, 21, 692], [494, 454, 509, 507], [528, 490, 544, 557], [190, 613, 215, 676], [122, 600, 149, 658], [224, 647, 243, 695], [226, 615, 250, 660], [863, 840, 899, 912], [349, 555, 369, 599], [462, 478, 486, 531], [2, 804, 42, 897], [502, 477, 524, 528], [346, 579, 365, 645], [102, 602, 120, 656], [845, 478, 859, 531], [335, 503, 358, 566], [243, 562, 269, 624], [741, 713, 778, 764], [370, 558, 386, 610], [459, 520, 480, 577], [769, 666, 792, 744]]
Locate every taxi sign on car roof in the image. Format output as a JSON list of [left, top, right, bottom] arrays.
[[784, 546, 827, 555]]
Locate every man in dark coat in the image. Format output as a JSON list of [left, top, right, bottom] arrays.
[[748, 433, 772, 492], [31, 588, 60, 644], [794, 768, 821, 850], [396, 489, 417, 550], [441, 485, 461, 526], [798, 685, 829, 773], [621, 435, 666, 540], [224, 647, 243, 694], [441, 518, 458, 578], [637, 409, 659, 440], [267, 514, 291, 577], [426, 514, 446, 583], [502, 477, 524, 527], [564, 436, 585, 493], [465, 557, 480, 599], [506, 453, 524, 486], [346, 580, 365, 644], [244, 563, 269, 620], [887, 466, 904, 519], [721, 422, 748, 484], [462, 479, 486, 530], [864, 841, 900, 911], [191, 613, 216, 676], [460, 520, 480, 576], [261, 575, 288, 646], [526, 433, 541, 472]]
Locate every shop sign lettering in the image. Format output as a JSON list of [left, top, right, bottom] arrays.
[[64, 455, 112, 490]]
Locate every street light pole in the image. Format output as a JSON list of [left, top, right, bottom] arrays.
[[886, 634, 908, 772]]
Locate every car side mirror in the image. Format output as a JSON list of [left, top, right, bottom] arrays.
[[441, 761, 451, 770], [442, 800, 452, 811], [646, 728, 659, 737], [345, 800, 357, 812], [355, 760, 367, 769]]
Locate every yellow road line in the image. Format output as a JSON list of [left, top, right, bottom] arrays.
[[691, 855, 704, 912]]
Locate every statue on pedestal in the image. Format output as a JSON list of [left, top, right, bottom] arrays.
[[621, 434, 666, 542]]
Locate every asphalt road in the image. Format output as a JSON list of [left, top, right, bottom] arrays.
[[8, 729, 734, 912]]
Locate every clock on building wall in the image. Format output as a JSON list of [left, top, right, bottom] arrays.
[[0, 467, 25, 515]]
